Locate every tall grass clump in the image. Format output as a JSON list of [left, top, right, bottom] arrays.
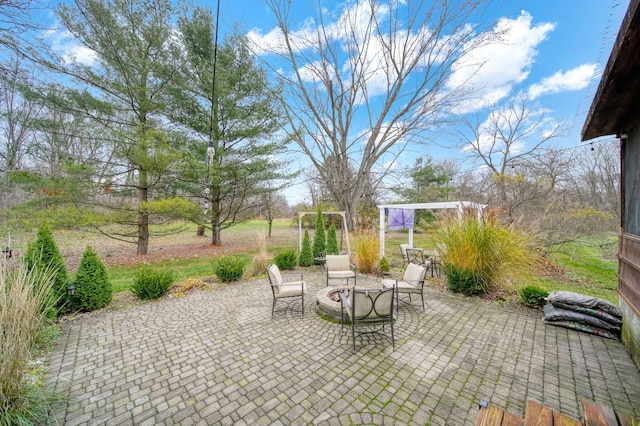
[[435, 208, 538, 296], [250, 230, 269, 277], [354, 232, 379, 274], [1, 260, 59, 424]]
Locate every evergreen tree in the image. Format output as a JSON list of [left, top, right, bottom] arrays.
[[313, 211, 326, 257], [299, 229, 314, 267], [24, 222, 68, 307], [72, 246, 112, 311], [326, 222, 339, 255]]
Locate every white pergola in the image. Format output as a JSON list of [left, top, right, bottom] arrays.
[[377, 201, 486, 258]]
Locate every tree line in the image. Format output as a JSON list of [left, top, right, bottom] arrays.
[[0, 0, 620, 255]]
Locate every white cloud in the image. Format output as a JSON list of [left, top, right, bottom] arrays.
[[447, 10, 555, 113], [527, 63, 597, 99], [41, 26, 97, 66]]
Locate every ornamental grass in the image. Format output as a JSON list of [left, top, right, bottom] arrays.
[[434, 208, 538, 296]]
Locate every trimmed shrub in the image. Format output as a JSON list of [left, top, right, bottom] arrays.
[[299, 229, 314, 267], [212, 256, 245, 282], [520, 286, 549, 309], [131, 268, 175, 300], [313, 211, 326, 257], [72, 246, 112, 311], [444, 264, 481, 296], [326, 223, 339, 255], [274, 249, 298, 270], [24, 222, 69, 309]]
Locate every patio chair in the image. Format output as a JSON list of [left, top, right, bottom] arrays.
[[381, 262, 427, 311], [325, 254, 357, 286], [406, 248, 431, 268], [267, 264, 306, 317], [399, 244, 410, 265], [340, 286, 395, 351]]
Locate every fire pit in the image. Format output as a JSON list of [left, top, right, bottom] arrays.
[[316, 287, 349, 321]]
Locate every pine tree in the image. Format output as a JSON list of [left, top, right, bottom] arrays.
[[326, 222, 339, 255], [24, 222, 69, 307], [73, 246, 112, 311], [313, 211, 326, 257], [299, 229, 314, 266]]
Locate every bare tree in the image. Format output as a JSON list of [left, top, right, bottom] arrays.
[[260, 0, 489, 230], [570, 143, 620, 216], [458, 95, 563, 216], [0, 56, 41, 175]]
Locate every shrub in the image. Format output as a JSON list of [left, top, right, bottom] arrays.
[[378, 256, 390, 274], [520, 286, 549, 309], [1, 260, 59, 424], [435, 208, 538, 296], [24, 222, 69, 309], [131, 268, 175, 300], [274, 249, 298, 270], [212, 256, 245, 282], [313, 210, 326, 257], [443, 264, 481, 296], [326, 223, 339, 255], [354, 232, 379, 274], [71, 246, 112, 312], [299, 229, 314, 267]]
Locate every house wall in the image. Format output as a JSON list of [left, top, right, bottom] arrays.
[[619, 126, 640, 366]]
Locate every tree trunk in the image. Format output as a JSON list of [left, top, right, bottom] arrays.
[[210, 195, 222, 246], [137, 169, 149, 255]]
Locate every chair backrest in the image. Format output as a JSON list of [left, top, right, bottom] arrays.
[[403, 262, 427, 285], [350, 287, 394, 320], [399, 244, 410, 261], [267, 264, 283, 292], [326, 254, 350, 271], [406, 248, 424, 264]]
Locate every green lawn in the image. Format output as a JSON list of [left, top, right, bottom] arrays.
[[10, 219, 621, 304]]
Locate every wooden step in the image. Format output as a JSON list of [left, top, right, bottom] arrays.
[[475, 398, 637, 426]]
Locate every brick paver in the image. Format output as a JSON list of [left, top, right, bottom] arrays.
[[47, 270, 640, 425]]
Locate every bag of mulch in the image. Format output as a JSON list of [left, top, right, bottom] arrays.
[[545, 291, 622, 318], [549, 301, 622, 326], [543, 304, 621, 333], [542, 318, 619, 340]]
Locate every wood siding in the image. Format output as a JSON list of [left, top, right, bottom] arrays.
[[619, 233, 640, 318]]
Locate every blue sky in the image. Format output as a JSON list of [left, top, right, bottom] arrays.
[[39, 0, 630, 204]]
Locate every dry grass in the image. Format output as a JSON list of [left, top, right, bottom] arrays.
[[434, 208, 538, 295], [249, 230, 271, 277], [354, 231, 380, 274], [0, 260, 58, 424]]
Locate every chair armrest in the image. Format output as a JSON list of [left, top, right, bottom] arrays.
[[339, 290, 351, 308], [274, 281, 305, 287], [281, 272, 304, 281]]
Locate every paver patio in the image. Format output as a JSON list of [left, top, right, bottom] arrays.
[[47, 270, 640, 425]]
